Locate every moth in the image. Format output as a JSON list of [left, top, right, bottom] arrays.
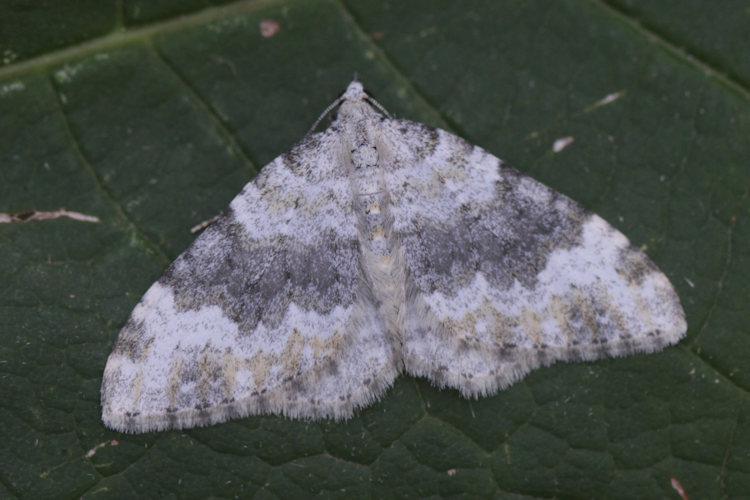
[[101, 80, 686, 433]]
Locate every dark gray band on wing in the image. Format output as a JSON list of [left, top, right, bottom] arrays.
[[393, 120, 440, 160], [401, 164, 590, 295], [281, 133, 323, 179], [158, 207, 360, 332]]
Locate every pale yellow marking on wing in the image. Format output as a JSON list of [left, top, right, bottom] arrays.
[[370, 226, 385, 239], [485, 300, 519, 345], [634, 295, 655, 330], [599, 288, 627, 337], [439, 296, 519, 345], [366, 201, 380, 214], [547, 295, 573, 343], [520, 306, 543, 345], [280, 328, 305, 377], [131, 371, 144, 412], [310, 329, 344, 364], [167, 358, 184, 408], [222, 348, 239, 398], [197, 350, 220, 402], [139, 336, 155, 361], [249, 350, 274, 390], [573, 288, 600, 342]]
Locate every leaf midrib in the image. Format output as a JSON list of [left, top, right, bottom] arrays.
[[0, 0, 281, 81]]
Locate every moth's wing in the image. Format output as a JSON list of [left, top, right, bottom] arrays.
[[101, 133, 398, 433], [384, 121, 687, 397]]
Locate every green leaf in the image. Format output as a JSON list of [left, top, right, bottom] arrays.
[[1, 1, 748, 498]]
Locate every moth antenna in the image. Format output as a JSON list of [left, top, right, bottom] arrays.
[[308, 93, 347, 134], [364, 92, 392, 119]]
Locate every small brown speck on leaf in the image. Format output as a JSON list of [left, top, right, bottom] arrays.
[[670, 476, 689, 500], [260, 19, 281, 38]]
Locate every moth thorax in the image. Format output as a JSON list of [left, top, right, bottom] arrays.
[[350, 165, 407, 341]]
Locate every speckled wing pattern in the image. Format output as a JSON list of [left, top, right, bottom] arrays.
[[101, 118, 401, 433], [101, 80, 686, 433], [385, 124, 686, 396]]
